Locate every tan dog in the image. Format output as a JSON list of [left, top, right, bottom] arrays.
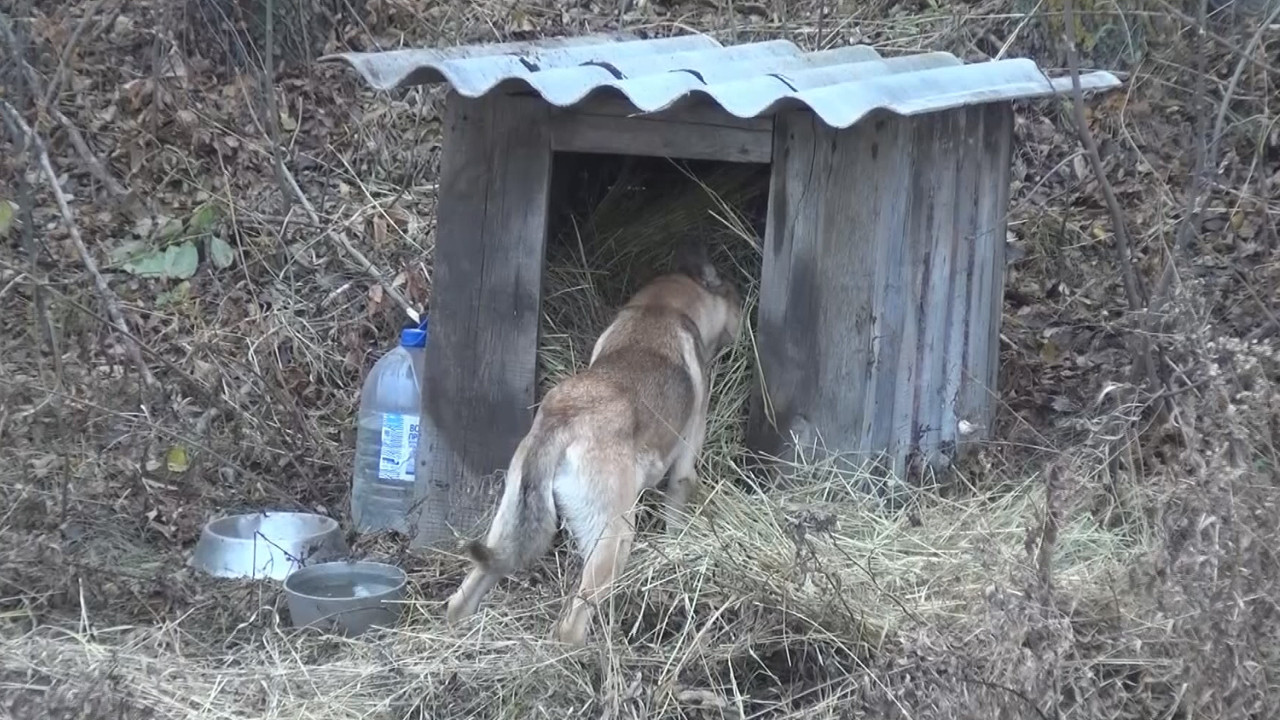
[[444, 243, 743, 646]]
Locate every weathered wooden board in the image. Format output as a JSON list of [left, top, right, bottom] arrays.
[[913, 111, 960, 476], [940, 105, 982, 458], [956, 103, 1013, 438], [412, 92, 552, 549], [749, 102, 1014, 485], [547, 96, 773, 163], [746, 108, 828, 459], [747, 108, 911, 465]]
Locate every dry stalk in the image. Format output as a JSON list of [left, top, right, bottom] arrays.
[[0, 99, 156, 389], [1060, 0, 1162, 398], [41, 0, 111, 108], [0, 13, 131, 200], [3, 10, 62, 383], [1150, 0, 1280, 76], [1151, 0, 1280, 314], [248, 0, 417, 323], [276, 159, 420, 323]]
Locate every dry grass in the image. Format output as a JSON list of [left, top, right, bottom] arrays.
[[2, 0, 1279, 718]]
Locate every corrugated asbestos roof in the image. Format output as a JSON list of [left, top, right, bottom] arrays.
[[321, 33, 1121, 130]]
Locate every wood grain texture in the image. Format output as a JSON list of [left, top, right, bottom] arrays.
[[748, 109, 910, 466], [550, 110, 772, 163], [746, 109, 826, 459], [749, 103, 1013, 488], [914, 111, 960, 473], [956, 103, 1013, 437], [412, 93, 552, 549], [941, 106, 982, 456]]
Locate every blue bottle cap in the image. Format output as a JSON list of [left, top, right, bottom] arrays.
[[399, 315, 428, 348], [400, 327, 427, 348]]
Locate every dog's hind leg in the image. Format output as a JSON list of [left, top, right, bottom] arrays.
[[554, 452, 639, 647], [446, 563, 504, 626], [556, 512, 635, 647]]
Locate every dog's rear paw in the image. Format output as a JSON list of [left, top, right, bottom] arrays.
[[555, 611, 591, 648], [444, 592, 472, 627]]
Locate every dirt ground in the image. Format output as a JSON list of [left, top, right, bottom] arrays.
[[1, 0, 1278, 718]]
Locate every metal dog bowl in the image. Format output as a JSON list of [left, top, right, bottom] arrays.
[[282, 560, 407, 636], [190, 511, 348, 581]]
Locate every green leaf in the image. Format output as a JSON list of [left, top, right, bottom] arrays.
[[120, 248, 169, 277], [0, 200, 15, 239], [207, 235, 235, 270], [157, 217, 185, 241], [119, 240, 198, 279], [109, 239, 151, 267], [187, 202, 221, 234], [164, 241, 199, 279]]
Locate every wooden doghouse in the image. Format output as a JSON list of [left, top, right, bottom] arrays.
[[326, 33, 1120, 549]]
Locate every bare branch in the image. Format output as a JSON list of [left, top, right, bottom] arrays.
[[1150, 0, 1280, 76], [1060, 0, 1163, 398], [3, 12, 62, 383], [275, 157, 421, 323], [249, 0, 418, 324], [41, 0, 110, 109], [1152, 0, 1280, 312], [0, 99, 156, 389], [1060, 0, 1145, 313], [0, 13, 131, 199]]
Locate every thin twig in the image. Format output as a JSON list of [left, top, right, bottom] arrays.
[[0, 13, 131, 199], [1060, 0, 1144, 313], [3, 12, 63, 383], [1149, 0, 1280, 76], [1154, 0, 1280, 315], [0, 99, 156, 389], [1060, 0, 1162, 397], [41, 0, 110, 108], [1150, 0, 1213, 312], [251, 0, 417, 323], [276, 159, 420, 323]]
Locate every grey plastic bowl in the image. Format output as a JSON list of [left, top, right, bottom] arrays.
[[282, 560, 407, 636], [189, 511, 348, 581]]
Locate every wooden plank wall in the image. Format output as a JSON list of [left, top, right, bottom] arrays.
[[412, 93, 553, 549], [748, 102, 1013, 485], [546, 97, 773, 163]]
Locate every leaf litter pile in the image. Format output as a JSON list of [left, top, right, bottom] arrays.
[[1, 1, 1278, 718]]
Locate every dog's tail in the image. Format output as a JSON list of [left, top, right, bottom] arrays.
[[464, 428, 565, 575]]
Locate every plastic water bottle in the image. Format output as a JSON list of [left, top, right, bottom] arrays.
[[352, 321, 427, 534]]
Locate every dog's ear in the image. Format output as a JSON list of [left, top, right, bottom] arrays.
[[673, 241, 723, 290]]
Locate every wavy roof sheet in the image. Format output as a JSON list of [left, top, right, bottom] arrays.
[[322, 33, 1121, 130]]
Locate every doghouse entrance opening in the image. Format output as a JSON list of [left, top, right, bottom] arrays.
[[538, 150, 770, 460]]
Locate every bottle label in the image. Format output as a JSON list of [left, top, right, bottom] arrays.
[[378, 413, 420, 483]]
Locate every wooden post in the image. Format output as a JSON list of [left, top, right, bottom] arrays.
[[748, 102, 1013, 487], [411, 93, 553, 549]]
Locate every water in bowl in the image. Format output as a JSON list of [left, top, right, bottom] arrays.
[[291, 570, 399, 600]]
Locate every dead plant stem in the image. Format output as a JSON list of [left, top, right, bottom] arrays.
[[3, 11, 62, 383], [0, 13, 131, 199], [1060, 0, 1144, 313], [0, 99, 156, 388], [1150, 0, 1212, 314], [251, 0, 417, 322], [41, 0, 109, 108], [276, 158, 419, 322], [1060, 0, 1162, 396], [1152, 0, 1280, 313]]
